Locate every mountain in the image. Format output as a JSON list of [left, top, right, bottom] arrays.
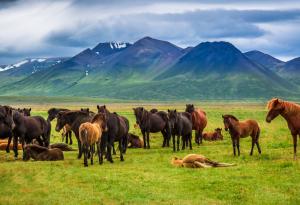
[[244, 50, 284, 72], [277, 57, 300, 85], [0, 38, 299, 100]]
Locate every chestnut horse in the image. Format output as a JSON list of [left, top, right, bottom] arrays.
[[203, 128, 223, 141], [79, 113, 107, 166], [222, 114, 261, 156], [185, 104, 207, 145], [266, 98, 300, 159]]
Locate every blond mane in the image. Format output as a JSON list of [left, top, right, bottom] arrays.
[[267, 98, 300, 114]]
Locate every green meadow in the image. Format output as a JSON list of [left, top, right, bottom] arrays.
[[0, 101, 299, 205]]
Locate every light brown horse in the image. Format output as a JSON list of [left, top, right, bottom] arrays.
[[266, 98, 300, 159], [171, 154, 235, 168], [185, 104, 207, 145], [203, 128, 223, 141], [79, 113, 107, 167], [222, 114, 261, 156]]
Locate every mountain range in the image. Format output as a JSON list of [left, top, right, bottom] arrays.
[[0, 37, 299, 100]]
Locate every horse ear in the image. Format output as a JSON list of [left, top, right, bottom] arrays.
[[141, 107, 143, 111], [97, 105, 100, 109], [87, 108, 89, 112], [174, 109, 177, 113], [29, 108, 31, 111], [103, 105, 106, 109], [192, 104, 194, 107], [80, 108, 83, 111], [168, 109, 170, 113]]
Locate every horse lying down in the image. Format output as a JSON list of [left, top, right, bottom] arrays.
[[49, 143, 77, 151], [171, 154, 235, 168], [23, 144, 64, 161]]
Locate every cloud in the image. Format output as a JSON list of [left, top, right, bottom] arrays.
[[0, 0, 300, 64]]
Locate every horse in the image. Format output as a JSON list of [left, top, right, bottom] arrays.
[[185, 104, 207, 145], [23, 144, 64, 161], [97, 105, 129, 164], [79, 113, 107, 167], [11, 111, 51, 158], [168, 109, 192, 151], [222, 114, 261, 156], [266, 98, 300, 159], [171, 154, 236, 168], [203, 128, 223, 141], [127, 133, 143, 148], [55, 110, 93, 159], [47, 108, 73, 145], [133, 107, 170, 149], [0, 105, 15, 154]]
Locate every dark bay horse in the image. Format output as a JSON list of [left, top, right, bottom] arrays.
[[23, 144, 64, 161], [222, 114, 261, 156], [0, 105, 15, 154], [133, 107, 170, 149], [97, 105, 129, 164], [266, 98, 300, 159], [168, 109, 192, 151], [185, 104, 207, 145], [55, 110, 93, 159]]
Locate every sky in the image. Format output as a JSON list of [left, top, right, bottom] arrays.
[[0, 0, 300, 64]]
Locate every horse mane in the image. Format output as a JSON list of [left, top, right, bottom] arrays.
[[26, 144, 49, 153], [267, 98, 300, 114], [223, 114, 239, 121]]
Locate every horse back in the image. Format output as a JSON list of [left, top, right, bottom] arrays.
[[239, 119, 259, 137], [149, 114, 166, 132]]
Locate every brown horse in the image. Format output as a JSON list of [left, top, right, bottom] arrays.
[[171, 154, 235, 168], [79, 113, 107, 167], [185, 104, 207, 145], [23, 144, 64, 161], [266, 98, 300, 159], [203, 128, 223, 141], [222, 114, 261, 156]]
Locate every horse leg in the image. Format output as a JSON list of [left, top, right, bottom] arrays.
[[112, 143, 116, 155], [292, 134, 297, 159], [77, 135, 82, 159], [13, 135, 19, 159], [69, 131, 73, 145], [250, 137, 255, 156], [83, 145, 88, 167], [236, 138, 240, 156], [231, 138, 236, 156], [189, 134, 192, 150], [195, 131, 200, 145], [97, 140, 101, 164], [172, 134, 176, 152], [107, 136, 114, 163], [119, 139, 124, 161], [199, 130, 203, 144], [6, 134, 13, 153], [177, 135, 180, 151], [65, 132, 68, 144], [182, 135, 185, 150], [161, 130, 166, 147], [90, 145, 94, 165], [146, 131, 150, 149], [142, 130, 146, 149]]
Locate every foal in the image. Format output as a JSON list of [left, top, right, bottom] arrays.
[[79, 113, 107, 167], [23, 144, 64, 161], [222, 115, 261, 156], [203, 128, 223, 141]]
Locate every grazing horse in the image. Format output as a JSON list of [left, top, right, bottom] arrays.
[[168, 109, 192, 151], [79, 113, 107, 167], [222, 114, 261, 156], [266, 98, 300, 159], [203, 128, 224, 141], [133, 107, 170, 149], [127, 133, 143, 148], [23, 144, 64, 161], [171, 154, 235, 168], [185, 104, 207, 145], [47, 108, 73, 145], [55, 110, 93, 159], [97, 105, 129, 163]]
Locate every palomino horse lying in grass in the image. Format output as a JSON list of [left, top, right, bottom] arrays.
[[266, 98, 300, 159], [23, 144, 64, 161], [222, 114, 261, 156], [79, 113, 107, 167], [171, 154, 235, 168]]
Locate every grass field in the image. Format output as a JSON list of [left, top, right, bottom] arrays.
[[0, 101, 300, 205]]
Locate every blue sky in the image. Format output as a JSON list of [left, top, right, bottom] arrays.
[[0, 0, 300, 64]]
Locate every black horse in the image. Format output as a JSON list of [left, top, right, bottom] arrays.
[[18, 108, 31, 116], [0, 105, 16, 155], [97, 105, 129, 164], [133, 107, 170, 149], [55, 110, 93, 159], [168, 109, 193, 151], [12, 111, 51, 158], [47, 108, 73, 145]]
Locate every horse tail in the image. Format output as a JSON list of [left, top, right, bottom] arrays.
[[80, 127, 89, 153], [46, 119, 51, 147]]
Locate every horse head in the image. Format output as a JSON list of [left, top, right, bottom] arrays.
[[185, 104, 195, 113], [167, 109, 178, 129], [222, 115, 239, 131], [266, 98, 285, 123]]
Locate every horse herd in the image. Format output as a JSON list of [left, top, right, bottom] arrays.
[[0, 98, 299, 167]]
